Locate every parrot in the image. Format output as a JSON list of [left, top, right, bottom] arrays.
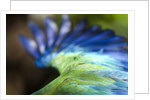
[[18, 14, 128, 95]]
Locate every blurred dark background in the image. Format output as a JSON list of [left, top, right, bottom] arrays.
[[6, 14, 128, 95]]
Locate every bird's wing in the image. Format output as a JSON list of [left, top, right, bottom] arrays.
[[18, 15, 127, 68]]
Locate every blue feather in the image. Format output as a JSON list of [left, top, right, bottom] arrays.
[[44, 17, 57, 49], [18, 35, 40, 59], [94, 36, 126, 44], [47, 15, 71, 53], [56, 14, 71, 46], [56, 19, 87, 52], [78, 29, 115, 46], [61, 19, 87, 44], [112, 90, 128, 95], [71, 25, 101, 44], [28, 21, 45, 54], [89, 42, 127, 51]]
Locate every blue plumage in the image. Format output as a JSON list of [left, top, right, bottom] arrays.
[[19, 14, 127, 67], [18, 14, 128, 95], [18, 14, 127, 68]]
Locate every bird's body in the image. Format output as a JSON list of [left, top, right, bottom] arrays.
[[18, 15, 128, 95], [33, 48, 128, 95]]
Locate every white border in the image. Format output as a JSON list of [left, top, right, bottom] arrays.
[[0, 0, 10, 10], [0, 10, 135, 100], [10, 0, 149, 94]]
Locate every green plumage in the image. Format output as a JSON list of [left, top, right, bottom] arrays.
[[33, 51, 128, 95]]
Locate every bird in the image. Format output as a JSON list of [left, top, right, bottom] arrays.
[[18, 14, 128, 95]]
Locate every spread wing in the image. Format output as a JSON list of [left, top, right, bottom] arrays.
[[18, 15, 127, 68]]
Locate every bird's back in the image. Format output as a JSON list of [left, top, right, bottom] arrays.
[[33, 50, 128, 95]]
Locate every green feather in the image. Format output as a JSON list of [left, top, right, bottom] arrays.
[[32, 51, 127, 95]]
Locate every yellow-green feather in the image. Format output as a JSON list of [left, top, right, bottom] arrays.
[[33, 51, 127, 95]]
